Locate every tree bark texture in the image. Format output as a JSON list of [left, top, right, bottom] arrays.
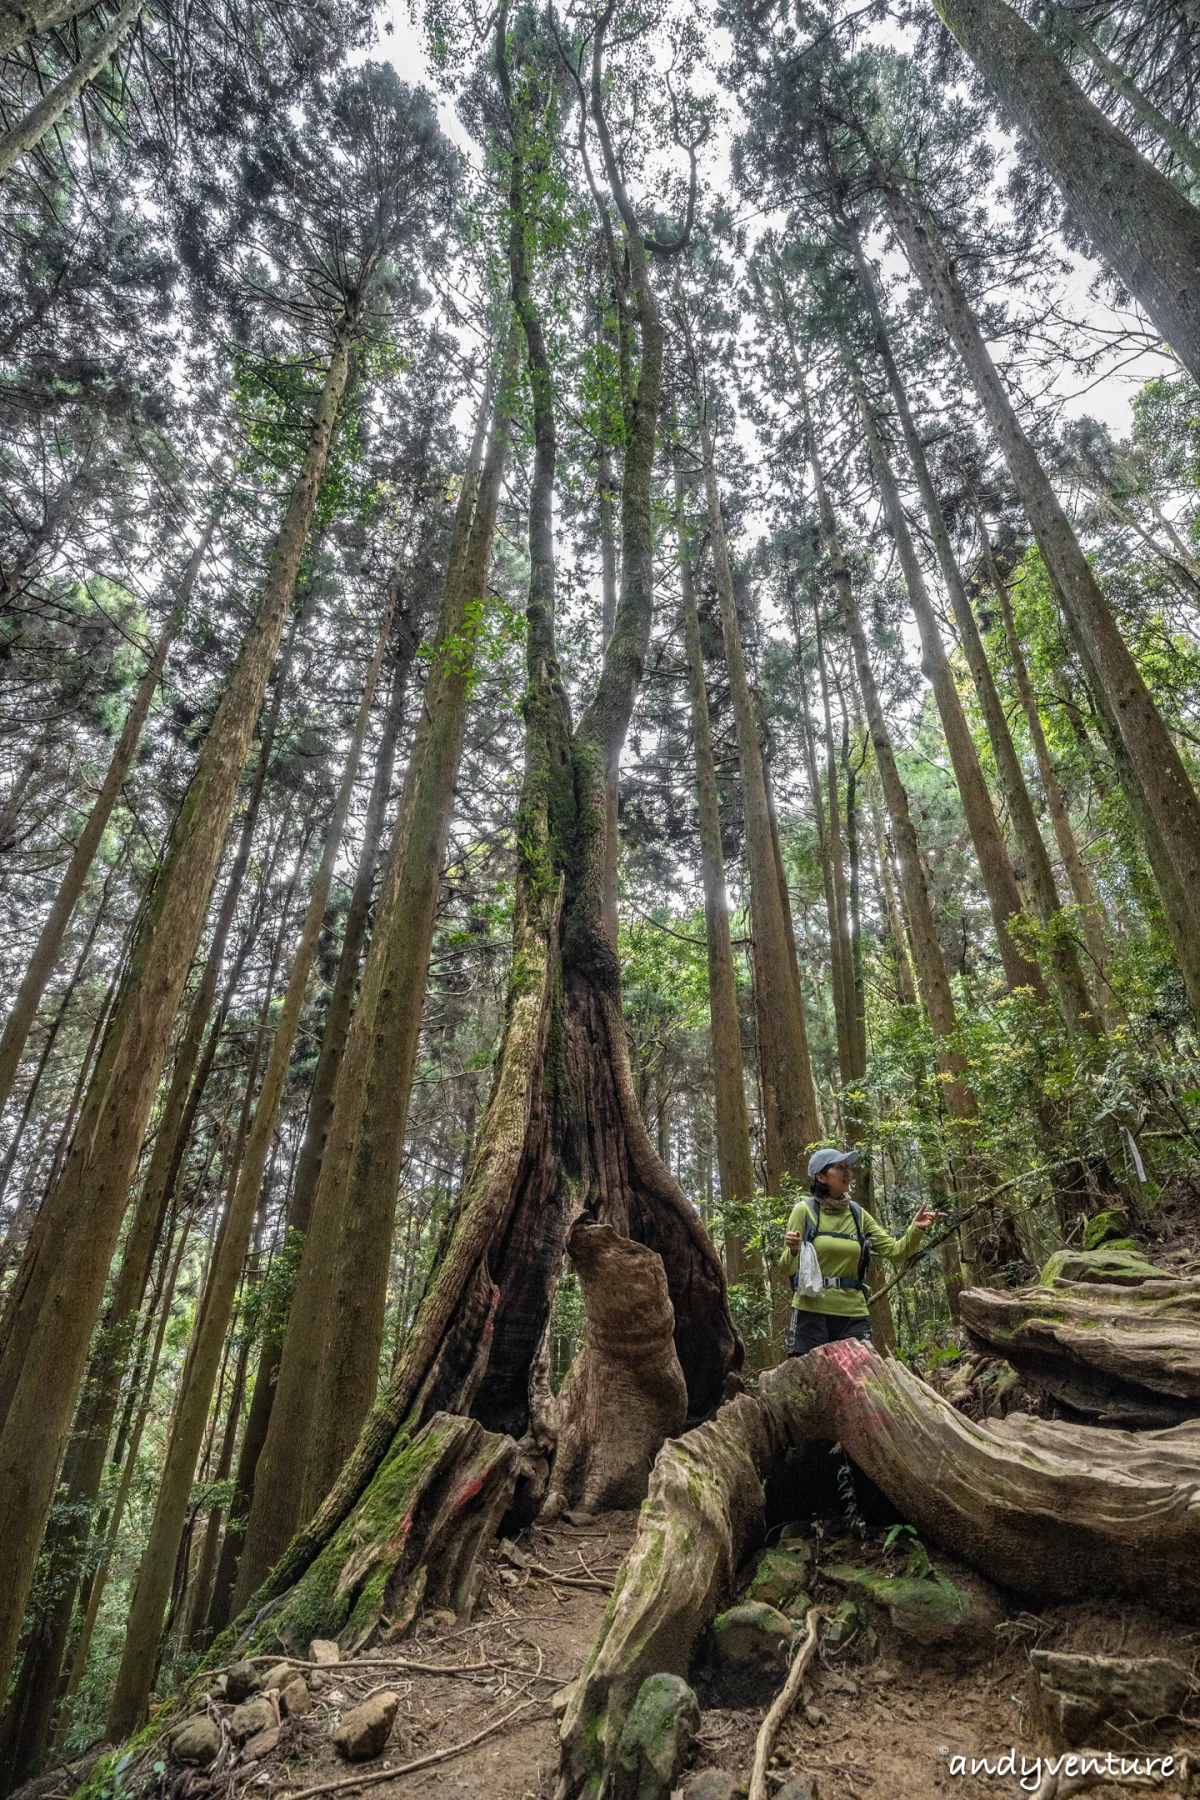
[[0, 326, 352, 1701], [931, 0, 1200, 383], [543, 1221, 688, 1518], [107, 603, 393, 1734], [674, 454, 756, 1263], [884, 181, 1200, 1023], [1041, 0, 1200, 178], [557, 1340, 1200, 1796], [960, 1274, 1200, 1427], [233, 338, 516, 1613]]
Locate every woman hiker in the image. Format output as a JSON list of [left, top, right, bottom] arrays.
[[779, 1148, 945, 1355]]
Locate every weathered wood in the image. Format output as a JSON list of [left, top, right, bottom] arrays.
[[556, 1394, 778, 1800], [243, 1413, 518, 1661], [558, 1342, 1200, 1797], [960, 1278, 1200, 1426], [543, 1221, 688, 1519]]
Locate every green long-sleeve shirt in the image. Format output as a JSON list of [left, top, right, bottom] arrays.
[[778, 1197, 927, 1318]]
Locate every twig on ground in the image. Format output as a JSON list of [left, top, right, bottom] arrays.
[[748, 1608, 824, 1800], [527, 1561, 610, 1591], [278, 1699, 541, 1800]]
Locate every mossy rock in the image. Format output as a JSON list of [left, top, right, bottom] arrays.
[[708, 1602, 795, 1705], [824, 1563, 1000, 1656], [612, 1673, 700, 1800], [1082, 1208, 1130, 1251], [823, 1596, 867, 1651], [745, 1544, 812, 1610], [1039, 1246, 1167, 1287]]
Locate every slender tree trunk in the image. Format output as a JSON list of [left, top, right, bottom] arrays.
[[0, 520, 210, 1117], [108, 824, 309, 1735], [815, 609, 858, 1083], [794, 616, 852, 1085], [183, 1325, 250, 1649], [673, 450, 755, 1286], [205, 605, 416, 1640], [232, 345, 516, 1612], [979, 524, 1114, 1014], [1044, 0, 1200, 178], [0, 0, 143, 180], [690, 394, 820, 1175], [885, 178, 1200, 1018], [868, 781, 918, 1007], [0, 323, 353, 1700], [799, 374, 972, 1298], [842, 229, 1101, 1030], [929, 0, 1200, 381], [847, 358, 1047, 1001]]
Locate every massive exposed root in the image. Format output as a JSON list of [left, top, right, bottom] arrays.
[[542, 1220, 689, 1519], [557, 1340, 1200, 1799], [959, 1276, 1200, 1427]]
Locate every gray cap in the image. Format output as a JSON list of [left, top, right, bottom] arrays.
[[807, 1147, 860, 1180]]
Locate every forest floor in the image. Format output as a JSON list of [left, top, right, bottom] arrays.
[[137, 1502, 1197, 1800]]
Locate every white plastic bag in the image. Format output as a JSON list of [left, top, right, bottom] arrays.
[[795, 1236, 824, 1298]]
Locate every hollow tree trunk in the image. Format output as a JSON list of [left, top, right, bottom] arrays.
[[232, 338, 517, 1614], [0, 515, 210, 1117], [557, 1342, 1200, 1797], [108, 603, 394, 1734], [673, 451, 756, 1282], [929, 0, 1200, 382], [0, 321, 354, 1702], [211, 21, 737, 1656], [884, 180, 1200, 1022]]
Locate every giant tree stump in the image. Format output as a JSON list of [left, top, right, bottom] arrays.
[[240, 1412, 518, 1659], [557, 1341, 1200, 1799], [959, 1277, 1200, 1427]]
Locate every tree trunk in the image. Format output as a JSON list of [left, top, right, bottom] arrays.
[[204, 601, 417, 1642], [884, 180, 1200, 1023], [0, 0, 143, 180], [0, 0, 108, 58], [931, 0, 1200, 381], [978, 521, 1115, 1020], [543, 1220, 688, 1518], [108, 826, 308, 1735], [0, 518, 207, 1116], [183, 1325, 250, 1649], [673, 453, 755, 1280], [841, 239, 1102, 1030], [794, 611, 853, 1085], [108, 606, 393, 1733], [0, 323, 353, 1702], [1041, 0, 1200, 177], [232, 342, 516, 1614], [691, 396, 820, 1177], [848, 356, 1048, 1002]]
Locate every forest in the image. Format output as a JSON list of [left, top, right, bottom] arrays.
[[1, 0, 1199, 1790]]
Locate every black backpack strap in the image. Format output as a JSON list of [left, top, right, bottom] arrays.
[[802, 1200, 820, 1243], [848, 1200, 871, 1284]]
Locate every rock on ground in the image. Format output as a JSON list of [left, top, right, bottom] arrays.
[[333, 1691, 400, 1762], [1028, 1650, 1194, 1746], [229, 1695, 276, 1744], [708, 1603, 796, 1705], [169, 1717, 221, 1767], [612, 1673, 700, 1800], [224, 1660, 259, 1703], [682, 1772, 746, 1800]]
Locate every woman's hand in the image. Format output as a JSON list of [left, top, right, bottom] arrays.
[[912, 1203, 947, 1229], [784, 1230, 803, 1250]]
